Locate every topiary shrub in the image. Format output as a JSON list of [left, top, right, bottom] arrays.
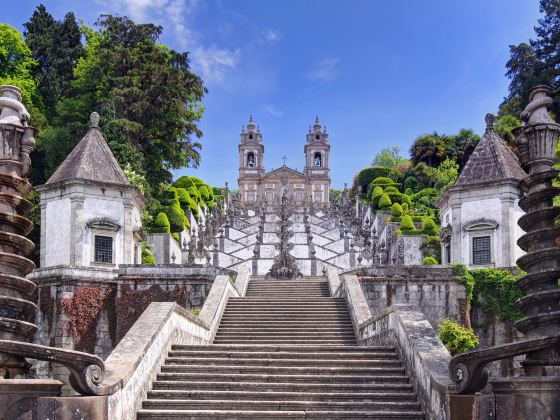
[[391, 203, 403, 217], [404, 188, 414, 196], [400, 215, 415, 232], [378, 193, 392, 209], [438, 319, 479, 355], [423, 256, 438, 265], [151, 212, 170, 233], [401, 203, 409, 214], [384, 185, 399, 193], [358, 167, 400, 195], [371, 177, 397, 187], [199, 185, 211, 202], [401, 194, 412, 207], [422, 218, 439, 236], [161, 205, 185, 233], [171, 232, 180, 242]]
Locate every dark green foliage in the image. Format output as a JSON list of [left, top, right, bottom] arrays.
[[423, 256, 438, 265], [471, 269, 524, 324], [438, 319, 479, 355], [33, 15, 206, 194], [23, 5, 83, 119], [151, 212, 170, 233], [452, 265, 524, 327], [410, 188, 440, 217]]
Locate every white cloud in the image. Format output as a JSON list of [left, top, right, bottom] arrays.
[[265, 29, 281, 43], [193, 46, 241, 83], [262, 104, 283, 117], [307, 58, 340, 82], [95, 0, 239, 85]]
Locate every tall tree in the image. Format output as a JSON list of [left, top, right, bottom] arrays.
[[24, 4, 83, 119], [0, 24, 45, 127], [34, 16, 206, 200], [502, 0, 560, 117], [409, 132, 448, 167]]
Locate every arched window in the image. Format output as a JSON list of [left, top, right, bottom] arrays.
[[314, 152, 322, 167], [249, 134, 253, 140], [315, 134, 320, 140], [247, 152, 255, 167]]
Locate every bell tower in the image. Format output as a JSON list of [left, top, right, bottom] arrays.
[[304, 117, 331, 203], [238, 115, 264, 204]]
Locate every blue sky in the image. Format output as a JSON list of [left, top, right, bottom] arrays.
[[5, 0, 541, 188]]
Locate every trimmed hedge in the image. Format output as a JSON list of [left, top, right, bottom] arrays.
[[423, 256, 438, 265], [391, 203, 403, 217], [400, 215, 415, 232], [379, 193, 392, 209], [161, 205, 185, 233], [151, 212, 171, 233], [358, 167, 400, 189]]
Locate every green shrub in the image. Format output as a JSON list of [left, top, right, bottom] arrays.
[[391, 203, 403, 217], [378, 193, 392, 209], [371, 176, 397, 186], [161, 188, 179, 206], [401, 203, 409, 214], [171, 232, 180, 242], [385, 185, 399, 193], [404, 188, 414, 196], [438, 319, 479, 355], [199, 185, 211, 202], [141, 242, 155, 264], [403, 176, 419, 193], [400, 215, 415, 232], [358, 167, 400, 193], [189, 307, 201, 316], [422, 218, 439, 236], [161, 205, 185, 233], [151, 212, 171, 233], [401, 194, 412, 207], [423, 256, 438, 265]]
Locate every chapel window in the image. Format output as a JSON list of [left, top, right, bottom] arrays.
[[315, 134, 320, 140], [249, 134, 253, 140], [472, 236, 491, 265], [94, 235, 113, 263]]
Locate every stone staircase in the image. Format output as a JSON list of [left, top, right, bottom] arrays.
[[137, 276, 425, 419]]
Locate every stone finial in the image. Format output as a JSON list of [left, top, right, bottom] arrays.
[[521, 85, 555, 125], [0, 85, 30, 126], [485, 113, 495, 130], [90, 111, 100, 128]]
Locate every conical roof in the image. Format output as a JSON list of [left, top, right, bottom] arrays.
[[46, 114, 130, 186], [455, 117, 527, 186]]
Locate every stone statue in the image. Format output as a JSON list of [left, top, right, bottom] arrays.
[[0, 85, 30, 125]]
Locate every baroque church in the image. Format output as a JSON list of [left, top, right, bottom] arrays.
[[238, 116, 330, 205]]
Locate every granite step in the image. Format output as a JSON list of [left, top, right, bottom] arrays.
[[137, 409, 425, 419], [155, 372, 412, 384], [146, 389, 418, 402], [164, 357, 402, 368], [141, 399, 422, 411], [170, 344, 391, 352], [151, 380, 413, 392]]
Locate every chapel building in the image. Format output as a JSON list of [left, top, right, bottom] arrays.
[[437, 114, 527, 268], [237, 116, 331, 206]]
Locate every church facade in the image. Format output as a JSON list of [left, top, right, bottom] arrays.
[[237, 116, 331, 206]]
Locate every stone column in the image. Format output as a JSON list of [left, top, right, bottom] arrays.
[[514, 86, 560, 374], [0, 85, 39, 378]]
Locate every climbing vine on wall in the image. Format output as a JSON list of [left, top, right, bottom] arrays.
[[62, 286, 113, 352], [452, 264, 523, 327]]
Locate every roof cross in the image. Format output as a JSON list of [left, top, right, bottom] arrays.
[[281, 155, 287, 166]]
